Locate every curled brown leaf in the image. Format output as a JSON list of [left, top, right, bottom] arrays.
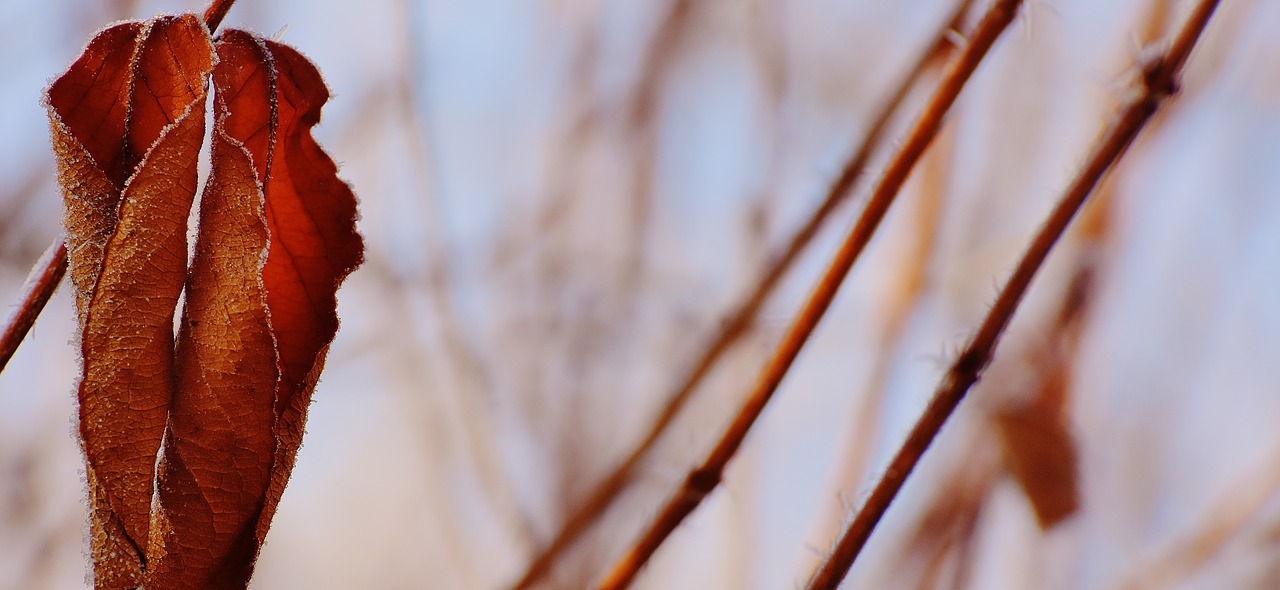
[[46, 14, 215, 586], [149, 28, 364, 588], [47, 12, 361, 588], [218, 30, 365, 546]]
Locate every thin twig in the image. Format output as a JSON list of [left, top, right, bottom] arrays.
[[202, 0, 236, 31], [1108, 440, 1280, 590], [615, 0, 692, 311], [804, 2, 1221, 588], [595, 0, 1023, 587], [509, 3, 974, 588], [805, 99, 958, 564], [0, 0, 240, 376], [0, 241, 67, 373]]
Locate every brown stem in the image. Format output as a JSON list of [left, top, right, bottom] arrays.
[[509, 3, 974, 588], [595, 0, 1023, 587], [0, 241, 68, 373], [203, 0, 237, 31], [807, 97, 958, 565], [804, 2, 1221, 588]]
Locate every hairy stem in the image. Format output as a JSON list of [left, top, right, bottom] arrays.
[[509, 2, 974, 588], [596, 1, 1023, 587], [804, 1, 1221, 588], [0, 241, 67, 373], [203, 0, 237, 31]]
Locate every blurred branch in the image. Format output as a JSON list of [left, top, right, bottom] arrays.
[[393, 0, 496, 402], [596, 0, 1023, 586], [804, 93, 958, 563], [740, 0, 791, 239], [986, 0, 1185, 538], [0, 240, 66, 373], [1107, 440, 1280, 590], [908, 446, 993, 590], [508, 2, 975, 587], [616, 0, 693, 305], [804, 1, 1222, 588]]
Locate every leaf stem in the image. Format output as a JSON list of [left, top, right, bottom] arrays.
[[203, 0, 237, 31], [0, 240, 67, 374], [509, 2, 973, 587], [803, 1, 1222, 588], [595, 0, 1023, 587]]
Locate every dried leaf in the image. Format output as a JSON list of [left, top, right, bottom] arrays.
[[219, 31, 364, 545], [46, 14, 215, 586], [48, 12, 361, 587], [149, 29, 363, 588], [150, 88, 277, 589], [992, 268, 1091, 529], [993, 379, 1080, 529]]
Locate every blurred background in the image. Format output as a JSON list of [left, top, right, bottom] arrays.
[[1, 0, 1279, 588]]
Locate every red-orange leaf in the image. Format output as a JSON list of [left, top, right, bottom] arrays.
[[48, 13, 360, 588], [149, 28, 364, 588], [152, 111, 276, 588], [216, 30, 364, 545], [46, 14, 215, 587]]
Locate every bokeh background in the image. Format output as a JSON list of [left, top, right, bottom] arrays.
[[1, 0, 1279, 588]]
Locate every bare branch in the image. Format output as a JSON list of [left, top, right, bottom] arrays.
[[0, 240, 67, 373], [508, 2, 976, 588], [804, 2, 1222, 588], [595, 0, 1025, 587]]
